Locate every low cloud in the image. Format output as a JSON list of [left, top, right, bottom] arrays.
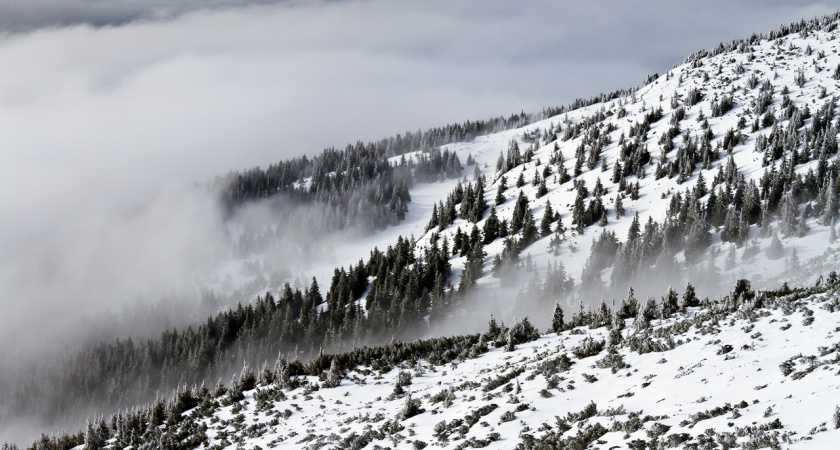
[[0, 0, 834, 384]]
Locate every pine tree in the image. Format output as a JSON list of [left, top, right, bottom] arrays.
[[35, 434, 52, 450], [684, 215, 711, 263], [520, 210, 538, 246], [767, 233, 784, 260], [505, 328, 516, 351], [399, 391, 424, 419], [483, 207, 500, 244], [682, 283, 700, 309], [725, 245, 737, 271], [779, 192, 798, 237], [486, 315, 500, 338], [571, 191, 586, 234], [536, 179, 548, 198], [84, 421, 104, 450], [787, 247, 801, 275], [324, 358, 342, 388], [615, 194, 625, 218], [554, 213, 565, 235], [443, 384, 456, 408], [510, 191, 529, 234], [633, 301, 650, 332], [612, 160, 622, 183], [426, 203, 439, 231], [694, 171, 708, 198], [540, 202, 555, 237], [833, 405, 840, 429], [459, 241, 486, 294], [823, 174, 837, 225], [495, 176, 508, 205], [469, 177, 488, 222], [550, 303, 564, 333], [662, 288, 679, 318], [627, 211, 641, 243]]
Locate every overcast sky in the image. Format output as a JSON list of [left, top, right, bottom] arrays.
[[0, 0, 836, 358]]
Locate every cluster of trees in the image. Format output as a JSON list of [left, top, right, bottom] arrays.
[[18, 272, 840, 450], [5, 329, 496, 450], [682, 10, 840, 64], [413, 147, 464, 183], [1, 232, 458, 437], [215, 93, 637, 236], [216, 144, 418, 235], [7, 311, 554, 450], [426, 176, 488, 231], [530, 46, 835, 298]]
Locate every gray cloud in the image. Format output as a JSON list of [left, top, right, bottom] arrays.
[[0, 0, 285, 32], [0, 0, 835, 366]]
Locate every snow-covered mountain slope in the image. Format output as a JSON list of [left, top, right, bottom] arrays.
[[211, 12, 840, 327], [403, 14, 840, 317], [78, 281, 840, 449], [17, 11, 840, 450], [225, 10, 840, 313]]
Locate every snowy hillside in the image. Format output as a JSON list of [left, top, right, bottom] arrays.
[[12, 10, 840, 450], [69, 280, 840, 449], [221, 9, 840, 324], [406, 14, 840, 319]]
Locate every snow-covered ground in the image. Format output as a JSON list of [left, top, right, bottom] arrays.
[[138, 284, 840, 449]]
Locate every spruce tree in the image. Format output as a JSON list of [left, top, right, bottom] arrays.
[[482, 207, 500, 244], [495, 178, 507, 206], [520, 210, 538, 247], [682, 283, 699, 309], [779, 192, 798, 237], [510, 191, 529, 234], [823, 174, 836, 225], [787, 247, 801, 275], [767, 233, 784, 260], [725, 245, 737, 270], [662, 288, 679, 318], [610, 157, 623, 181], [540, 202, 555, 237], [505, 328, 516, 351], [84, 421, 104, 450], [536, 179, 548, 198], [627, 211, 641, 243], [833, 405, 840, 429], [615, 194, 625, 218], [633, 301, 650, 333], [550, 303, 565, 333], [34, 434, 52, 450]]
